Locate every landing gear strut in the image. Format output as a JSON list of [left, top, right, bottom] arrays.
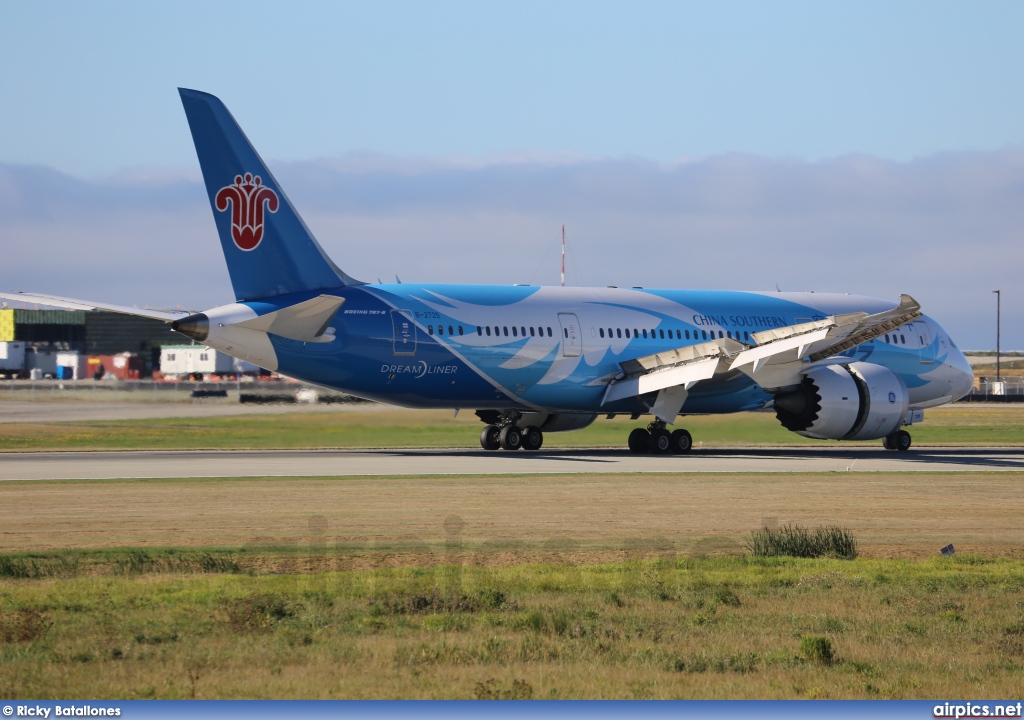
[[628, 422, 693, 455], [883, 429, 912, 452], [478, 413, 544, 451]]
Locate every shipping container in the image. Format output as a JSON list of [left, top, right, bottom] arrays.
[[25, 348, 59, 376], [160, 345, 259, 377], [56, 352, 90, 380], [86, 353, 146, 380], [0, 341, 26, 371]]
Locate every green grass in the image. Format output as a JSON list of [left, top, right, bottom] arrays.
[[2, 552, 1023, 698], [2, 404, 1023, 451], [747, 525, 858, 560]]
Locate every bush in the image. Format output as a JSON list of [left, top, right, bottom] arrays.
[[746, 524, 857, 559], [0, 554, 80, 579], [799, 634, 834, 665], [0, 609, 52, 643], [223, 594, 297, 633]]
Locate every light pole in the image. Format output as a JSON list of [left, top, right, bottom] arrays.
[[993, 290, 1001, 383]]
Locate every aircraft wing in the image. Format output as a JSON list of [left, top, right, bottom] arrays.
[[728, 294, 922, 389], [600, 294, 921, 423], [0, 291, 190, 322], [601, 337, 746, 423]]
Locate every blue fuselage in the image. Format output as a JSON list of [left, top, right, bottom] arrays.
[[257, 283, 972, 415]]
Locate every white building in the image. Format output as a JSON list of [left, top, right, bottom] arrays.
[[159, 345, 260, 377]]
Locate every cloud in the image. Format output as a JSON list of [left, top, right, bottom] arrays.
[[1, 148, 1022, 349]]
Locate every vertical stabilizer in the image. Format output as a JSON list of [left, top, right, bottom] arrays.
[[178, 88, 361, 301]]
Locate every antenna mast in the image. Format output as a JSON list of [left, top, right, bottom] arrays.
[[561, 224, 565, 287]]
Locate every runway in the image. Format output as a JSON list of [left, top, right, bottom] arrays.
[[2, 446, 1023, 481]]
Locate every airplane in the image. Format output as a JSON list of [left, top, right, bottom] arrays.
[[1, 89, 975, 454]]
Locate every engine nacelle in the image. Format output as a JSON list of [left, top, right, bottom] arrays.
[[773, 362, 909, 441]]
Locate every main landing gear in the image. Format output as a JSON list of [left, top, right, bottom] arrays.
[[480, 423, 544, 451], [628, 421, 693, 455], [883, 429, 912, 452]]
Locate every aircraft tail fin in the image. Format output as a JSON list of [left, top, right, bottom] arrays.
[[178, 88, 361, 302]]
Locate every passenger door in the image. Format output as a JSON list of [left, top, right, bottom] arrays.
[[558, 312, 582, 358], [915, 321, 934, 365], [391, 309, 417, 356]]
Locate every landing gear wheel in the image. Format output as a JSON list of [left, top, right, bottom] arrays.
[[520, 426, 543, 451], [628, 428, 650, 454], [649, 428, 672, 454], [670, 428, 693, 454], [480, 424, 500, 451], [882, 434, 896, 451], [894, 429, 912, 452], [499, 425, 522, 451]]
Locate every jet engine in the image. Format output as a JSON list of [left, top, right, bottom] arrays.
[[773, 362, 909, 441]]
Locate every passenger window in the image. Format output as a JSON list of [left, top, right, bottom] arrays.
[[521, 327, 526, 337], [503, 327, 509, 336], [438, 326, 444, 336], [616, 329, 622, 338], [449, 325, 454, 335], [494, 326, 499, 336], [642, 329, 647, 339], [685, 330, 690, 340], [727, 331, 732, 339], [476, 326, 482, 336], [676, 329, 681, 340], [634, 328, 639, 338], [428, 325, 434, 335], [547, 327, 552, 337], [512, 327, 518, 337], [625, 329, 631, 338], [564, 328, 568, 338], [530, 327, 535, 337], [719, 331, 724, 339], [458, 326, 464, 336], [702, 330, 708, 340], [744, 331, 749, 341], [901, 334, 906, 344], [485, 326, 491, 336], [884, 334, 889, 343], [599, 328, 605, 338]]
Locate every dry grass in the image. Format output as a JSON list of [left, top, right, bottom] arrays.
[[2, 472, 1022, 559]]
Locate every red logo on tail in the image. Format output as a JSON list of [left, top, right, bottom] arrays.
[[215, 173, 280, 251]]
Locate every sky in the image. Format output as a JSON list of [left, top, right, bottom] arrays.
[[1, 1, 1022, 349]]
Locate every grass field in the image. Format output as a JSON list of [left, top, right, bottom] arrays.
[[2, 403, 1023, 451], [3, 404, 1023, 699], [2, 471, 1023, 698], [3, 554, 1024, 699]]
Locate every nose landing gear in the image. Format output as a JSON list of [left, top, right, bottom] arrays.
[[628, 422, 693, 454]]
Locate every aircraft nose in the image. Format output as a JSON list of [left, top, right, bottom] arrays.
[[947, 345, 974, 401]]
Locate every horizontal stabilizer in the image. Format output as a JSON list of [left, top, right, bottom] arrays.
[[0, 291, 189, 322], [234, 295, 344, 342]]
